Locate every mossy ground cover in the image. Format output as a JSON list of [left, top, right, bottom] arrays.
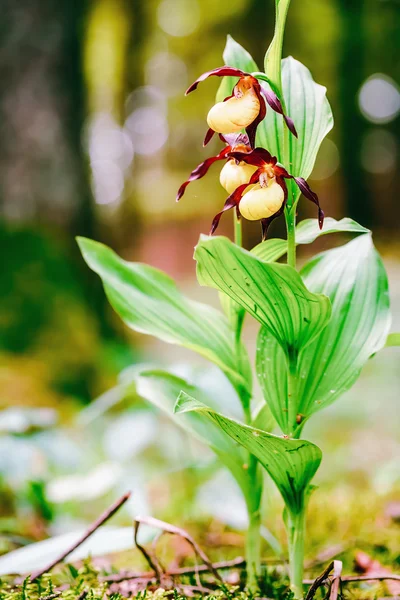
[[0, 486, 398, 600]]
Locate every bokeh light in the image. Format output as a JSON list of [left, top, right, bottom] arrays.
[[125, 106, 169, 156], [358, 74, 400, 124], [145, 52, 188, 97], [157, 0, 200, 37], [361, 129, 398, 175]]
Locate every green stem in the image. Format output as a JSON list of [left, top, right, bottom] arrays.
[[246, 505, 262, 591], [287, 355, 298, 436], [233, 212, 262, 590], [286, 206, 296, 269], [287, 510, 306, 599], [264, 0, 292, 94], [234, 213, 243, 247]]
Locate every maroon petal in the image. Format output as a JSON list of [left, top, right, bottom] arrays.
[[210, 182, 250, 234], [176, 146, 231, 201], [203, 128, 216, 146], [260, 202, 287, 241], [186, 67, 246, 95], [261, 87, 298, 138], [245, 84, 267, 148], [228, 147, 273, 167], [293, 177, 324, 229], [274, 164, 291, 179]]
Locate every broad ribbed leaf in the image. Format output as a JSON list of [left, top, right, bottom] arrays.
[[175, 393, 322, 515], [216, 36, 258, 103], [256, 57, 333, 203], [77, 237, 251, 400], [257, 234, 391, 436], [251, 237, 287, 262], [136, 370, 260, 509], [295, 217, 369, 244], [252, 217, 369, 263], [195, 235, 331, 356]]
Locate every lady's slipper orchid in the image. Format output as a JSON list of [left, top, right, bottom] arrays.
[[176, 133, 257, 200], [210, 148, 324, 240], [186, 67, 297, 147]]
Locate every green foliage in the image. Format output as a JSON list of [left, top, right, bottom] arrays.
[[135, 369, 262, 511], [175, 393, 322, 517], [258, 57, 333, 204], [256, 234, 391, 436], [195, 235, 331, 357], [251, 217, 370, 263], [77, 237, 252, 406]]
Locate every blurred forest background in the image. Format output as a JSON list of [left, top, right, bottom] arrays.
[[0, 0, 399, 562]]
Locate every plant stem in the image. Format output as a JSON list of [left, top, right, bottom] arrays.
[[286, 205, 296, 269], [234, 213, 242, 247], [287, 355, 298, 436], [233, 219, 262, 591], [287, 509, 306, 599], [264, 0, 292, 94], [245, 505, 262, 591]]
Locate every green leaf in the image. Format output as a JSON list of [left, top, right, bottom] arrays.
[[77, 237, 252, 401], [175, 393, 322, 516], [252, 217, 369, 263], [295, 217, 369, 245], [216, 35, 259, 103], [251, 237, 287, 263], [136, 369, 261, 510], [385, 333, 400, 347], [257, 234, 391, 436], [195, 235, 331, 357], [257, 57, 333, 203]]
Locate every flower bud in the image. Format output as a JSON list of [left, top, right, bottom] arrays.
[[239, 181, 284, 221], [219, 159, 258, 194], [207, 87, 260, 134]]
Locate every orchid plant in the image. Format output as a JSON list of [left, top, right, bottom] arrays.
[[77, 1, 398, 596]]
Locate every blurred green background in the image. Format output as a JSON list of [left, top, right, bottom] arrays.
[[0, 0, 399, 564]]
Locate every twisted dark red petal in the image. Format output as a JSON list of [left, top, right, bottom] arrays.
[[185, 67, 246, 95], [210, 184, 248, 234], [210, 169, 261, 234], [203, 128, 216, 146], [176, 146, 231, 201], [228, 147, 274, 167], [262, 87, 298, 138], [293, 177, 324, 229], [274, 164, 291, 179], [260, 202, 287, 241], [245, 83, 267, 148]]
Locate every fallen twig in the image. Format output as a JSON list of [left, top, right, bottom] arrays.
[[329, 560, 342, 600], [101, 556, 246, 583], [305, 561, 334, 600], [134, 515, 223, 583], [304, 574, 400, 584], [31, 492, 131, 581]]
